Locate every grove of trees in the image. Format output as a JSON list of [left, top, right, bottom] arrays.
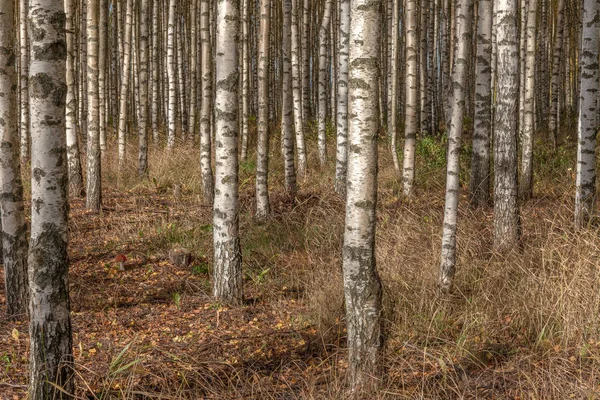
[[0, 0, 599, 398]]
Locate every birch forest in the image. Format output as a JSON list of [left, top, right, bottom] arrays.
[[2, 0, 600, 398]]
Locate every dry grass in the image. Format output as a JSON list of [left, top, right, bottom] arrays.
[[2, 132, 600, 399]]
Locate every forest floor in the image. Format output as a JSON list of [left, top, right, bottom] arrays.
[[2, 134, 600, 399]]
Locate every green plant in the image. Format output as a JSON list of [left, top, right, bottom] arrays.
[[172, 292, 182, 309]]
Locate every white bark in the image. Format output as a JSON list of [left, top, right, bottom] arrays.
[[117, 0, 133, 166], [469, 0, 492, 207], [138, 0, 149, 177], [318, 0, 333, 166], [438, 0, 472, 292], [390, 0, 400, 173], [343, 0, 382, 391], [335, 0, 350, 196], [213, 0, 242, 305], [86, 0, 101, 212], [493, 0, 521, 252], [167, 0, 177, 148], [291, 0, 307, 180], [0, 0, 29, 318], [240, 0, 249, 160], [519, 0, 537, 200], [403, 0, 418, 196], [200, 0, 213, 204], [20, 0, 30, 161], [282, 0, 296, 195], [28, 0, 73, 397], [255, 0, 271, 221], [574, 0, 600, 227]]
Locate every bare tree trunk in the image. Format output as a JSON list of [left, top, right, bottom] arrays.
[[213, 0, 243, 305], [117, 0, 133, 166], [469, 0, 492, 207], [65, 0, 84, 197], [493, 0, 521, 252], [151, 0, 160, 143], [166, 0, 177, 148], [574, 0, 600, 227], [519, 0, 537, 200], [19, 0, 30, 161], [335, 0, 350, 196], [138, 0, 149, 177], [343, 0, 383, 391], [86, 0, 102, 212], [390, 0, 400, 173], [255, 0, 271, 221], [200, 0, 214, 203], [548, 0, 565, 143], [27, 0, 74, 397], [403, 0, 418, 196], [317, 0, 333, 166], [438, 0, 473, 292], [0, 0, 29, 319], [282, 0, 296, 195], [291, 0, 307, 180]]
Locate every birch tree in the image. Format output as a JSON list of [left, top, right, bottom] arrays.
[[574, 0, 600, 228], [86, 0, 101, 212], [65, 0, 84, 197], [20, 0, 30, 161], [0, 0, 29, 318], [438, 0, 472, 291], [28, 0, 74, 397], [548, 0, 565, 140], [213, 0, 243, 306], [403, 0, 418, 196], [167, 0, 177, 149], [335, 0, 350, 196], [117, 0, 133, 166], [469, 0, 492, 207], [493, 0, 521, 251], [343, 0, 383, 391], [519, 0, 537, 200], [138, 0, 149, 177], [282, 0, 296, 195], [256, 0, 271, 221], [200, 0, 214, 203], [291, 0, 307, 179], [317, 0, 333, 166]]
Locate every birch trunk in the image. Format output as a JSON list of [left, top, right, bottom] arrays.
[[117, 0, 133, 166], [213, 0, 242, 306], [317, 0, 333, 166], [65, 0, 84, 197], [438, 0, 472, 292], [282, 0, 297, 195], [291, 0, 307, 180], [27, 0, 73, 397], [20, 0, 30, 161], [151, 0, 159, 142], [256, 0, 271, 221], [166, 0, 176, 148], [86, 0, 101, 212], [574, 0, 600, 227], [390, 0, 400, 173], [0, 0, 29, 318], [493, 0, 521, 252], [98, 0, 106, 152], [519, 0, 537, 200], [403, 0, 418, 196], [343, 0, 382, 391], [335, 0, 350, 196], [469, 0, 492, 207], [200, 0, 213, 203], [138, 0, 149, 177], [548, 0, 565, 143]]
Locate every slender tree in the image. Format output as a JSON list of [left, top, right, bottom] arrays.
[[117, 0, 133, 166], [493, 0, 521, 251], [291, 0, 307, 180], [0, 0, 29, 318], [438, 0, 472, 291], [86, 0, 101, 212], [213, 0, 242, 305], [389, 0, 400, 173], [403, 0, 418, 195], [317, 0, 333, 166], [469, 0, 492, 207], [20, 0, 30, 161], [519, 0, 537, 200], [167, 0, 177, 149], [335, 0, 350, 196], [65, 0, 84, 197], [343, 0, 383, 391], [200, 0, 214, 203], [574, 0, 600, 227], [281, 0, 297, 195], [28, 0, 74, 397], [98, 0, 107, 152], [256, 0, 271, 221]]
